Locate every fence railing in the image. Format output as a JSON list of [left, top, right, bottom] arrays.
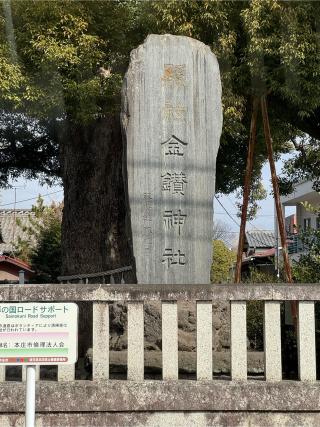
[[287, 234, 319, 255], [0, 283, 320, 426], [288, 235, 305, 255], [0, 283, 318, 383], [57, 265, 132, 284]]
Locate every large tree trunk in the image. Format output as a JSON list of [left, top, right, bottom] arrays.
[[60, 115, 136, 362], [60, 114, 136, 283]]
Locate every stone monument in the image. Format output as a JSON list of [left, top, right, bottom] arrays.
[[122, 34, 222, 284]]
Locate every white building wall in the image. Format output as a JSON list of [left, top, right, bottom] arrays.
[[278, 182, 320, 261], [297, 204, 319, 231]]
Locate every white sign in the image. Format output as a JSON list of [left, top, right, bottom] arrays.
[[0, 302, 78, 365]]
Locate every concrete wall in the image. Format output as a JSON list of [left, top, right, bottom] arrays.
[[297, 203, 319, 230]]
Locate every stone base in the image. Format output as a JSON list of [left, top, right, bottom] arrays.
[[2, 412, 320, 427], [0, 381, 319, 426]]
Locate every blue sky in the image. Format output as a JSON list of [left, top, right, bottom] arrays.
[[0, 180, 63, 210], [215, 161, 277, 232], [215, 157, 295, 237]]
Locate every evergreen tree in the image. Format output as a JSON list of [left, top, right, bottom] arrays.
[[211, 240, 236, 283], [1, 1, 319, 276], [15, 196, 62, 282]]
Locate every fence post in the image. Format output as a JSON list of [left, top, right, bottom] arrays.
[[127, 302, 144, 381], [231, 301, 247, 381], [264, 301, 282, 381], [19, 270, 25, 285], [93, 302, 109, 380], [162, 301, 178, 380], [196, 301, 212, 380], [298, 301, 316, 381]]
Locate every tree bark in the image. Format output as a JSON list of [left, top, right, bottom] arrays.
[[60, 114, 136, 284], [60, 114, 136, 360]]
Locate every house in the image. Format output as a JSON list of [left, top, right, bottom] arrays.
[[279, 181, 320, 261], [240, 230, 276, 278], [244, 230, 275, 256], [0, 255, 33, 283], [0, 209, 35, 283], [285, 213, 297, 236]]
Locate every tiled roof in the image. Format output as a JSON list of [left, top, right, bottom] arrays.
[[242, 247, 276, 265], [245, 230, 275, 249], [250, 248, 276, 258], [0, 255, 33, 272], [0, 209, 36, 254]]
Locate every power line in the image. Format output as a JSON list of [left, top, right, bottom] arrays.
[[0, 190, 63, 208], [215, 211, 274, 217], [225, 195, 271, 232], [215, 196, 241, 228], [215, 196, 275, 247]]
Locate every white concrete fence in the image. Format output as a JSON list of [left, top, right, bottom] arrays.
[[0, 283, 317, 383]]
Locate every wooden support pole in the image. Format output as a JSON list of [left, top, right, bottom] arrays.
[[261, 95, 297, 325], [260, 96, 293, 283], [235, 97, 259, 283]]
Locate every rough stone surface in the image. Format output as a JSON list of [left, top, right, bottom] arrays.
[[0, 381, 319, 412], [122, 34, 222, 284], [264, 301, 282, 381], [162, 302, 178, 379], [92, 302, 109, 380], [1, 282, 318, 302], [298, 301, 316, 381], [231, 301, 247, 380], [57, 364, 74, 382], [127, 302, 144, 380], [3, 412, 320, 427]]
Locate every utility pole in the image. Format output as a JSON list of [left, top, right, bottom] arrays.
[[11, 185, 24, 253], [276, 235, 280, 280]]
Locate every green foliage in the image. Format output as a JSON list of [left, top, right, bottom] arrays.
[[291, 197, 320, 283], [0, 0, 151, 186], [151, 0, 320, 191], [31, 213, 61, 283], [292, 228, 320, 283], [236, 180, 268, 220], [14, 196, 62, 282], [241, 1, 320, 107], [0, 1, 320, 199], [247, 301, 264, 351], [280, 136, 320, 194], [301, 197, 320, 216], [0, 0, 148, 122], [210, 240, 235, 283], [245, 268, 276, 284]]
